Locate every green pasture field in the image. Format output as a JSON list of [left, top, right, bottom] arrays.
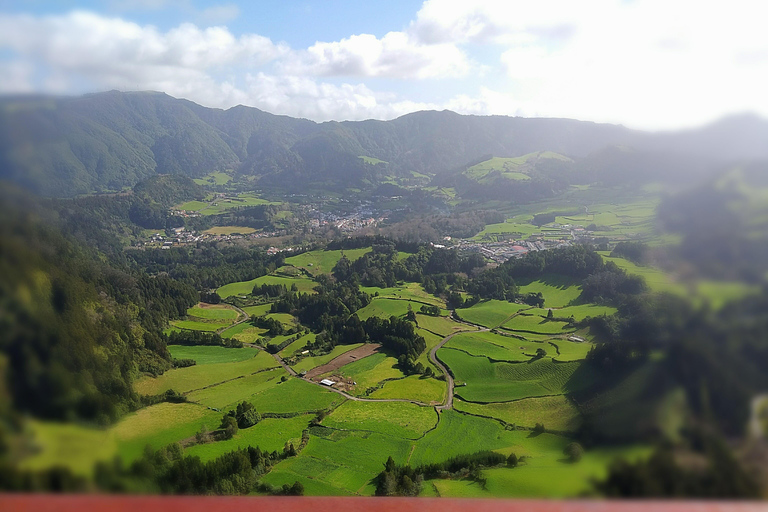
[[193, 171, 232, 186], [280, 333, 316, 357], [220, 322, 254, 339], [547, 339, 592, 361], [19, 420, 119, 476], [184, 415, 312, 462], [454, 395, 582, 432], [327, 352, 403, 394], [359, 282, 444, 307], [134, 351, 278, 395], [186, 368, 287, 409], [409, 409, 525, 466], [291, 343, 364, 373], [176, 200, 208, 211], [415, 314, 471, 336], [322, 401, 437, 439], [415, 328, 443, 373], [262, 430, 411, 495], [229, 325, 267, 344], [169, 319, 229, 332], [556, 304, 617, 321], [472, 214, 540, 241], [438, 348, 590, 402], [167, 345, 260, 365], [445, 331, 531, 362], [515, 274, 582, 308], [368, 375, 446, 404], [265, 312, 296, 327], [203, 226, 256, 235], [284, 248, 371, 275], [241, 304, 272, 316], [187, 305, 240, 321], [478, 445, 651, 498], [246, 378, 344, 414], [200, 194, 279, 216], [359, 155, 388, 165], [501, 311, 575, 334], [113, 403, 221, 462], [355, 298, 423, 321], [456, 300, 529, 328], [217, 274, 317, 298]]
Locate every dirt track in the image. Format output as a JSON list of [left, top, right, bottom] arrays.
[[305, 343, 381, 380]]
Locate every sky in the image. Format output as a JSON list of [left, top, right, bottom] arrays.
[[0, 0, 765, 130]]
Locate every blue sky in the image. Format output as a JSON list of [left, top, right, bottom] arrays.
[[0, 0, 765, 130]]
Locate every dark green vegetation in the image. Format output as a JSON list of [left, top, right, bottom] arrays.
[[2, 93, 768, 499]]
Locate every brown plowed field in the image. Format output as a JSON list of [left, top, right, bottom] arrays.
[[305, 343, 381, 380]]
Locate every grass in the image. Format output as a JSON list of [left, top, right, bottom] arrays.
[[203, 226, 256, 235], [291, 343, 364, 373], [415, 315, 471, 337], [169, 319, 229, 332], [184, 415, 312, 462], [368, 375, 446, 404], [176, 200, 208, 211], [515, 274, 583, 308], [186, 368, 286, 409], [322, 401, 437, 439], [438, 349, 591, 403], [501, 310, 576, 334], [263, 430, 412, 495], [217, 274, 317, 298], [193, 171, 232, 186], [355, 298, 422, 321], [167, 345, 260, 365], [246, 378, 345, 414], [456, 300, 530, 328], [280, 333, 316, 357], [556, 304, 617, 321], [134, 351, 278, 395], [359, 155, 388, 165], [241, 304, 272, 316], [445, 331, 532, 362], [547, 339, 592, 361], [454, 395, 582, 431], [187, 305, 239, 321], [359, 282, 444, 307], [19, 420, 118, 476], [415, 328, 443, 373], [112, 403, 221, 461], [284, 248, 371, 276], [327, 352, 404, 395]]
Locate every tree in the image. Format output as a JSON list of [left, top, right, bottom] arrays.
[[535, 347, 547, 359], [220, 415, 238, 440], [547, 308, 554, 319], [564, 442, 584, 462], [507, 453, 518, 468]]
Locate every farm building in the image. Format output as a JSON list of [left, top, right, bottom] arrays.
[[320, 379, 336, 387]]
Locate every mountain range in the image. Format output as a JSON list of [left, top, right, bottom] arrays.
[[1, 90, 766, 197]]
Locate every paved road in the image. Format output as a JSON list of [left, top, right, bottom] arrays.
[[428, 322, 489, 410]]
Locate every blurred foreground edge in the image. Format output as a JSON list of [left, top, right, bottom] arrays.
[[1, 495, 767, 512]]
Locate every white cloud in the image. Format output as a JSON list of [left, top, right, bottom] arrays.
[[0, 11, 285, 87], [198, 3, 240, 25], [281, 31, 471, 79]]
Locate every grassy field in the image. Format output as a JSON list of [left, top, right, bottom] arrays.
[[501, 310, 576, 334], [368, 375, 446, 404], [184, 415, 312, 462], [322, 401, 438, 439], [456, 300, 530, 328], [556, 304, 617, 321], [515, 274, 583, 308], [280, 333, 316, 357], [176, 200, 209, 211], [548, 339, 592, 361], [415, 328, 443, 374], [19, 421, 118, 476], [113, 403, 221, 461], [359, 282, 444, 307], [291, 343, 364, 373], [284, 248, 371, 276], [262, 430, 412, 495], [454, 395, 582, 431], [326, 352, 403, 394], [445, 331, 531, 362], [246, 378, 345, 414], [169, 319, 228, 332], [186, 368, 287, 409], [134, 351, 278, 395], [167, 345, 260, 364], [193, 171, 232, 186], [203, 226, 256, 235], [439, 349, 590, 403], [416, 314, 471, 336], [187, 305, 240, 321], [355, 298, 422, 321], [241, 304, 272, 316], [217, 274, 317, 298]]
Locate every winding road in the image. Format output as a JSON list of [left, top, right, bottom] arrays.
[[428, 324, 489, 410]]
